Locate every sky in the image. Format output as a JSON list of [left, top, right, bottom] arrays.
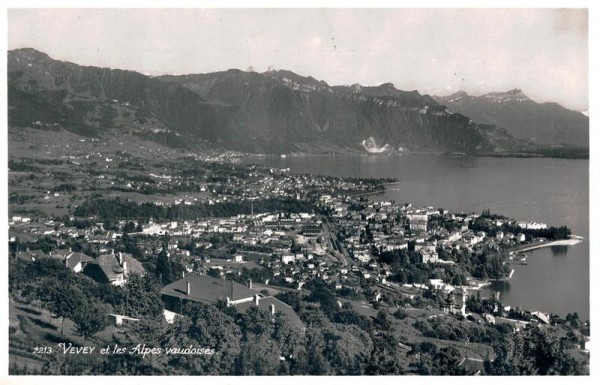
[[7, 8, 589, 110]]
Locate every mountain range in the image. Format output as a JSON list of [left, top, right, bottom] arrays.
[[434, 89, 588, 147], [7, 48, 587, 155]]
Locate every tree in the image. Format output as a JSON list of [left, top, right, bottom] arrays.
[[272, 313, 307, 374], [432, 346, 467, 375], [44, 280, 87, 334], [412, 344, 466, 375], [485, 327, 586, 375], [366, 332, 404, 374], [234, 307, 280, 375], [72, 302, 110, 340], [394, 308, 408, 320], [235, 333, 280, 375], [375, 309, 393, 331], [155, 248, 173, 285], [306, 281, 338, 319], [122, 274, 163, 318], [123, 221, 136, 234], [304, 329, 332, 375], [164, 302, 243, 375]]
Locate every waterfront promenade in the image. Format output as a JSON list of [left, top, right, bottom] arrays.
[[514, 236, 583, 253]]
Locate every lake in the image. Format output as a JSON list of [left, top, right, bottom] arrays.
[[242, 154, 589, 319]]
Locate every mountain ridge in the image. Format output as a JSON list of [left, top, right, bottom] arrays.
[[435, 89, 588, 147], [8, 48, 561, 155]]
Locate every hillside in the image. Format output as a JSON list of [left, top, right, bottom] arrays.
[[160, 70, 527, 154]]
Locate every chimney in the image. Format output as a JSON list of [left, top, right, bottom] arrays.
[[254, 294, 260, 306], [269, 304, 275, 315], [122, 261, 128, 276], [248, 278, 253, 289], [186, 281, 191, 296], [118, 252, 123, 266]]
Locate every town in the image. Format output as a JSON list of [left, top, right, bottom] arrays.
[[8, 127, 589, 375]]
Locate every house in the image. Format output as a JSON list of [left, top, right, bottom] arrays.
[[235, 295, 304, 330], [84, 251, 145, 286], [407, 213, 428, 231], [421, 248, 439, 263], [531, 311, 550, 325], [49, 249, 93, 273], [483, 313, 496, 325], [442, 289, 467, 317], [354, 251, 371, 263], [160, 275, 304, 330], [495, 317, 529, 332], [161, 274, 257, 312]]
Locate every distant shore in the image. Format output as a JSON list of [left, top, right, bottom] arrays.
[[239, 148, 589, 161]]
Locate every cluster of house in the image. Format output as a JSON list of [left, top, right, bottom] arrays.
[[105, 162, 382, 208], [212, 171, 376, 204], [14, 242, 305, 331], [317, 196, 529, 268], [10, 171, 552, 338], [10, 216, 126, 244], [11, 205, 557, 339], [15, 246, 144, 286]]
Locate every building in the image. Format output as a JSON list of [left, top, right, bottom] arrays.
[[302, 225, 322, 236], [161, 274, 256, 311], [531, 311, 550, 325], [50, 249, 93, 273], [421, 248, 439, 263], [407, 213, 428, 232], [84, 251, 145, 286], [160, 274, 304, 330], [442, 289, 467, 317]]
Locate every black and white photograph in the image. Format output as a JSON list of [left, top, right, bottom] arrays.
[[2, 0, 595, 378]]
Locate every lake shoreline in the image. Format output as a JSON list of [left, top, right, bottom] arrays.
[[240, 148, 589, 161], [241, 152, 589, 318], [513, 237, 583, 253]]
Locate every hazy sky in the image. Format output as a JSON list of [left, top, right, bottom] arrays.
[[8, 8, 589, 110]]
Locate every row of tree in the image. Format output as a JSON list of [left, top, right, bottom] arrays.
[[74, 197, 315, 223]]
